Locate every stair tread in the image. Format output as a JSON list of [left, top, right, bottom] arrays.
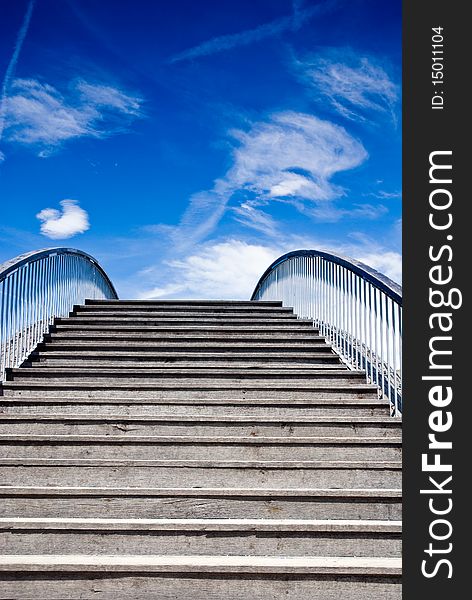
[[0, 414, 401, 423], [32, 363, 346, 370], [0, 434, 402, 444], [0, 485, 402, 497], [11, 368, 358, 375], [55, 325, 315, 330], [0, 458, 402, 468], [35, 349, 342, 364], [0, 517, 402, 532], [0, 396, 386, 404], [3, 381, 376, 388], [48, 338, 327, 343], [43, 340, 331, 346], [67, 316, 308, 320], [69, 311, 296, 317], [0, 554, 402, 575], [83, 300, 284, 305], [53, 330, 320, 336]]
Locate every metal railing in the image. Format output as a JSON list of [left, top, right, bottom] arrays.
[[0, 248, 118, 381], [251, 250, 402, 415]]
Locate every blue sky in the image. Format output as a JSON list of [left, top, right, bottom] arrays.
[[0, 0, 401, 299]]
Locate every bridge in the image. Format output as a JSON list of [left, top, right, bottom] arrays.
[[0, 247, 402, 598]]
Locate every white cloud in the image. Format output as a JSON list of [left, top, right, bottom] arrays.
[[76, 81, 142, 115], [335, 228, 402, 284], [356, 251, 402, 285], [298, 50, 398, 123], [6, 80, 94, 146], [136, 224, 401, 301], [169, 16, 292, 63], [36, 199, 90, 239], [138, 282, 186, 298], [306, 202, 388, 223], [269, 173, 308, 196], [0, 0, 35, 157], [227, 112, 367, 200], [345, 203, 388, 220], [167, 111, 368, 248], [368, 190, 402, 200], [169, 0, 334, 63], [232, 201, 279, 236], [3, 78, 143, 156], [285, 234, 402, 285], [139, 239, 280, 300], [170, 189, 228, 250]]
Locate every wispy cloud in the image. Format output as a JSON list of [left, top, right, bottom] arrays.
[[367, 189, 402, 200], [226, 111, 367, 200], [36, 199, 90, 239], [0, 0, 35, 161], [169, 0, 336, 63], [76, 81, 142, 115], [308, 202, 388, 222], [166, 110, 368, 249], [232, 201, 279, 236], [297, 49, 398, 123], [3, 78, 143, 156]]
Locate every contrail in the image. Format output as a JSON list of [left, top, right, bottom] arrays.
[[0, 0, 36, 159], [169, 0, 338, 63]]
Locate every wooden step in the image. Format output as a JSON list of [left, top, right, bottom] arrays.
[[0, 555, 402, 599], [0, 518, 402, 557], [0, 414, 402, 437], [0, 434, 402, 461], [0, 486, 402, 520], [8, 367, 362, 381], [0, 458, 402, 488], [0, 396, 390, 417]]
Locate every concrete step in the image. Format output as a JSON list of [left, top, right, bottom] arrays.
[[0, 381, 380, 399], [0, 435, 402, 461], [31, 350, 340, 363], [49, 330, 324, 340], [44, 336, 330, 347], [0, 518, 402, 558], [0, 396, 389, 417], [0, 555, 402, 600], [74, 300, 293, 313], [0, 486, 402, 520], [59, 324, 311, 335], [0, 414, 402, 437], [59, 316, 310, 326], [31, 358, 345, 369], [8, 367, 363, 381], [0, 458, 402, 488], [37, 341, 334, 353], [72, 304, 296, 319], [54, 324, 319, 332], [83, 299, 285, 306]]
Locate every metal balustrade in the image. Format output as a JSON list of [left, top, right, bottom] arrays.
[[0, 248, 118, 381], [251, 250, 402, 415]]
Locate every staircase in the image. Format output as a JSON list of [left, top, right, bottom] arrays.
[[0, 300, 402, 599]]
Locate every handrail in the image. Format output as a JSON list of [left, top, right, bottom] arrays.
[[251, 249, 402, 415], [0, 247, 118, 381]]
